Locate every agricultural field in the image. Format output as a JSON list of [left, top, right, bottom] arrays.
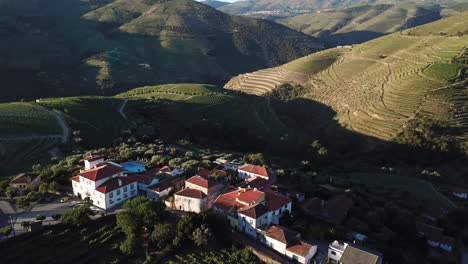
[[226, 12, 468, 142], [168, 248, 262, 264], [117, 84, 229, 99], [0, 103, 61, 137], [37, 97, 128, 147]]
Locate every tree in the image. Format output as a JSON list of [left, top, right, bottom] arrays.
[[5, 187, 14, 199], [48, 182, 58, 193], [35, 214, 46, 221], [62, 205, 93, 227], [151, 223, 176, 249], [191, 225, 213, 246], [17, 197, 30, 208], [0, 226, 13, 238], [116, 197, 166, 253], [39, 183, 49, 194], [21, 221, 31, 231], [51, 214, 62, 220]]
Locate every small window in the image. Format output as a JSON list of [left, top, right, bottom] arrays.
[[131, 190, 135, 195], [109, 192, 114, 198], [124, 186, 128, 192], [117, 190, 121, 195], [331, 251, 336, 255], [293, 255, 298, 261], [110, 200, 114, 204], [130, 184, 135, 189]]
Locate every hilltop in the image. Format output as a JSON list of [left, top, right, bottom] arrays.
[[225, 12, 468, 149], [201, 0, 231, 8], [278, 3, 468, 46], [0, 0, 323, 101], [218, 0, 468, 17]]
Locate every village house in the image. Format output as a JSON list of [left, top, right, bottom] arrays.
[[416, 222, 455, 252], [9, 173, 42, 194], [452, 187, 468, 199], [328, 240, 383, 264], [238, 164, 277, 183], [127, 168, 161, 192], [174, 188, 208, 213], [263, 226, 317, 264], [71, 163, 138, 210], [147, 176, 184, 201], [213, 187, 291, 235], [214, 158, 242, 171], [174, 176, 222, 213], [237, 176, 272, 190], [301, 195, 354, 225], [196, 168, 229, 181]]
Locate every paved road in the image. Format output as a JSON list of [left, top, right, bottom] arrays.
[[119, 99, 128, 120]]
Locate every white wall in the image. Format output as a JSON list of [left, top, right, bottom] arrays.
[[104, 182, 138, 209], [84, 158, 104, 170], [265, 236, 287, 254], [174, 195, 206, 213]]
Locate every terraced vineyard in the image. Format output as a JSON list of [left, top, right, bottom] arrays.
[[225, 12, 468, 141]]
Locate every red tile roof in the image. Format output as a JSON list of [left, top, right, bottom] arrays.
[[287, 240, 314, 257], [214, 188, 288, 213], [148, 176, 183, 193], [197, 168, 211, 178], [237, 203, 268, 219], [95, 177, 136, 194], [238, 164, 273, 177], [175, 188, 207, 199], [213, 188, 264, 212], [265, 226, 300, 245], [321, 195, 354, 224], [10, 173, 40, 184], [247, 176, 271, 189], [79, 163, 127, 182], [186, 176, 218, 189], [264, 190, 291, 211], [127, 174, 155, 185], [71, 176, 80, 182], [320, 184, 343, 192]]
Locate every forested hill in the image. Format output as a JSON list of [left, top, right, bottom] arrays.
[[0, 0, 324, 101]]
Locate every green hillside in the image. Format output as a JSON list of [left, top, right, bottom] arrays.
[[0, 0, 323, 101], [277, 3, 467, 46], [225, 11, 468, 150]]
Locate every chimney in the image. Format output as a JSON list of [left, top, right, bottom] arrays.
[[118, 179, 122, 186]]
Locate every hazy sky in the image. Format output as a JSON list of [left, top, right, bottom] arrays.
[[197, 0, 242, 2]]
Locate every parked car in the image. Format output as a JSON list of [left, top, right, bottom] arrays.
[[68, 201, 78, 207]]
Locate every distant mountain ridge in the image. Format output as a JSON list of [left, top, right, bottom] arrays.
[[0, 0, 324, 101], [278, 3, 468, 46], [219, 0, 468, 16], [201, 0, 230, 8]]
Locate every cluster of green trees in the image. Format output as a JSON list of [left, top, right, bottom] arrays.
[[265, 83, 309, 101], [115, 197, 229, 257]]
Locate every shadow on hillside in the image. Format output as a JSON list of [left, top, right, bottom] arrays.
[[321, 30, 386, 46], [0, 0, 321, 102], [125, 93, 467, 175]]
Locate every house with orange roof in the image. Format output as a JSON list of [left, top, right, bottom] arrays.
[[263, 226, 317, 264], [174, 175, 222, 213], [71, 163, 137, 209], [213, 187, 291, 236], [238, 164, 277, 183]]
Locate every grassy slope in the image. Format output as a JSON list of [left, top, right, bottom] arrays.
[[277, 3, 467, 46], [0, 97, 128, 175], [226, 12, 468, 143], [0, 0, 323, 101]]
